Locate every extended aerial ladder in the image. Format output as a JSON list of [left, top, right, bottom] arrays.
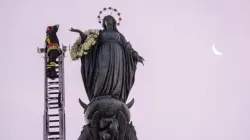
[[37, 44, 68, 140]]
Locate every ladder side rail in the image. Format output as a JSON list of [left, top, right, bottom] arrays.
[[60, 46, 66, 140], [59, 109, 64, 140], [61, 54, 65, 108], [58, 53, 65, 140], [43, 45, 49, 140], [62, 49, 66, 140], [58, 55, 63, 140], [43, 114, 46, 140]]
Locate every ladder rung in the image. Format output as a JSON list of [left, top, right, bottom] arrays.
[[48, 82, 59, 85], [48, 97, 59, 100], [49, 120, 59, 122], [48, 92, 60, 95], [48, 87, 59, 90], [49, 106, 60, 109], [49, 102, 59, 105], [49, 138, 60, 140], [49, 125, 60, 128], [49, 131, 60, 135], [49, 114, 59, 117]]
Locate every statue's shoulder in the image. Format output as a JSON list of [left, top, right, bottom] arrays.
[[84, 29, 101, 35]]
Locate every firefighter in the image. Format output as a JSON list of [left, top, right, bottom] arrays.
[[45, 24, 62, 79]]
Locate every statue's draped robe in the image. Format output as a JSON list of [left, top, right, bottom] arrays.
[[81, 30, 137, 103]]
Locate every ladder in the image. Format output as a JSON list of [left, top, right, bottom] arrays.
[[37, 45, 67, 140]]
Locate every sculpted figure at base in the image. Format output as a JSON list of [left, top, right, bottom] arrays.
[[70, 7, 144, 140]]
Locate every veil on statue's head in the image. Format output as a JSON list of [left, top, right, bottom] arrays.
[[97, 7, 122, 31]]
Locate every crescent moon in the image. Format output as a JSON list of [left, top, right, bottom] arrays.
[[212, 44, 223, 56]]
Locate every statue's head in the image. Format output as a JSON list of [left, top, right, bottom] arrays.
[[97, 7, 122, 31], [102, 15, 118, 31]]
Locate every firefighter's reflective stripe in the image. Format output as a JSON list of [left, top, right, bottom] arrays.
[[46, 35, 50, 44], [47, 62, 57, 68], [47, 46, 61, 54]]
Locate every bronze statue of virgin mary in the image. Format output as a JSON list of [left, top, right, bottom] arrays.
[[70, 7, 144, 140]]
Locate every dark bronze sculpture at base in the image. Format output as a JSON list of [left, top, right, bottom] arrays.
[[70, 7, 144, 140], [77, 96, 138, 140]]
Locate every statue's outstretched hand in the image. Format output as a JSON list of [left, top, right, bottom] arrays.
[[69, 27, 84, 35], [133, 52, 144, 65], [69, 27, 76, 32], [137, 55, 144, 65]]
